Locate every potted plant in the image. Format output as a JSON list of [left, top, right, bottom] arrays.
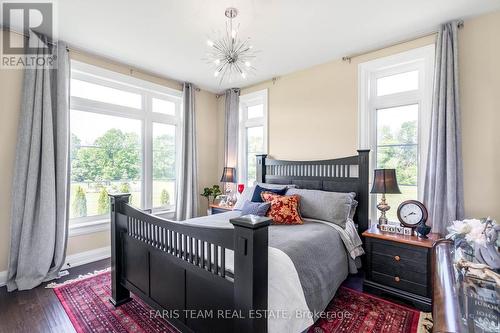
[[200, 185, 223, 215]]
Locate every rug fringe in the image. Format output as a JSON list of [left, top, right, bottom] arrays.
[[46, 267, 111, 288], [417, 312, 433, 333]]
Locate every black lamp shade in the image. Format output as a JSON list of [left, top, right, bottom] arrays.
[[220, 167, 236, 183], [370, 169, 401, 194]]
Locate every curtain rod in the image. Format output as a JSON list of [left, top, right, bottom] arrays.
[[342, 20, 464, 63], [2, 26, 201, 92]]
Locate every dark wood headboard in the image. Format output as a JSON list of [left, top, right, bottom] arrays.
[[256, 150, 370, 234]]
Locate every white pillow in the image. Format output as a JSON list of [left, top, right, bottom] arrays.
[[233, 186, 255, 210]]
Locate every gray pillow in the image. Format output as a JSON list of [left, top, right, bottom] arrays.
[[241, 201, 271, 216], [234, 183, 297, 210], [349, 199, 358, 220], [285, 188, 355, 228]]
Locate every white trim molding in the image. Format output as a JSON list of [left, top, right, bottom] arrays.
[[238, 89, 269, 185], [0, 246, 111, 287], [358, 44, 435, 225], [69, 59, 180, 227], [69, 218, 110, 237], [63, 246, 111, 270]]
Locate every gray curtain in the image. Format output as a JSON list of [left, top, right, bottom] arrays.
[[7, 37, 70, 291], [175, 83, 198, 220], [224, 88, 240, 169], [423, 21, 464, 235]]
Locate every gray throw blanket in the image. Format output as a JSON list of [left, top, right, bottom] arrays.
[[268, 221, 349, 318]]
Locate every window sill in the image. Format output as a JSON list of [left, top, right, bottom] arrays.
[[68, 209, 175, 237], [69, 218, 110, 237], [152, 209, 175, 220]]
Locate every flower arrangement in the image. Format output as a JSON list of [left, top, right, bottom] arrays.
[[446, 217, 500, 269]]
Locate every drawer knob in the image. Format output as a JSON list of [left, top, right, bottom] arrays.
[[394, 276, 401, 282], [394, 255, 401, 261]]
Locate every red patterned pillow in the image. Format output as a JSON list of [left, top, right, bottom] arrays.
[[260, 192, 303, 225]]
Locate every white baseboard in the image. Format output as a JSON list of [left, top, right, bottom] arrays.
[[0, 246, 111, 287], [63, 246, 111, 269]]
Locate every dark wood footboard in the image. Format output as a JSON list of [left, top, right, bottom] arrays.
[[109, 193, 271, 333], [109, 151, 370, 333]]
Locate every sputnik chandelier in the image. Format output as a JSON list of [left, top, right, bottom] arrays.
[[205, 7, 257, 85]]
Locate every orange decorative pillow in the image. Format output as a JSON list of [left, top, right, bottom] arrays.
[[260, 192, 303, 225]]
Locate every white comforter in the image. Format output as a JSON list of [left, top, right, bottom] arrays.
[[179, 211, 364, 333]]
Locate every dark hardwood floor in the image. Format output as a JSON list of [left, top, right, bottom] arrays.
[[0, 259, 110, 333], [0, 260, 363, 333]]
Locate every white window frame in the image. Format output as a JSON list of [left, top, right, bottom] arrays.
[[69, 60, 182, 236], [238, 89, 268, 185], [358, 45, 435, 225]]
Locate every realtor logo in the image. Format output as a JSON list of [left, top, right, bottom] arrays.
[[1, 1, 56, 68]]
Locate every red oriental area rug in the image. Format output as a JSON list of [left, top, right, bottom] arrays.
[[51, 270, 431, 333], [308, 287, 431, 333]]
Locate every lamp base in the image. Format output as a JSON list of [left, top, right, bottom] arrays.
[[378, 215, 388, 225], [376, 193, 391, 226]]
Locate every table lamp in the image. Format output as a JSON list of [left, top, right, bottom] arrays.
[[220, 167, 236, 204], [370, 169, 401, 225]]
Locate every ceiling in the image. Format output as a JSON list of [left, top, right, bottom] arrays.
[[6, 0, 500, 92]]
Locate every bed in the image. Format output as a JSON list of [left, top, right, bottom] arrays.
[[109, 150, 370, 333]]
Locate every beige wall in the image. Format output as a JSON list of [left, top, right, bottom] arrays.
[[0, 36, 220, 273], [459, 11, 500, 220], [240, 35, 436, 160], [237, 10, 500, 221]]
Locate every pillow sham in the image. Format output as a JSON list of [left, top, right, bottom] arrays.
[[240, 201, 271, 216], [285, 188, 355, 228], [251, 185, 287, 203], [261, 192, 303, 225], [233, 186, 254, 210]]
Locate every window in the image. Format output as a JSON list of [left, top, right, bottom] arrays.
[[69, 61, 181, 234], [359, 45, 435, 224], [238, 89, 268, 186]]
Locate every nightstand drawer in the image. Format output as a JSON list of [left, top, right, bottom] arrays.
[[371, 271, 428, 297], [371, 252, 426, 273], [371, 254, 427, 284], [371, 240, 427, 262]]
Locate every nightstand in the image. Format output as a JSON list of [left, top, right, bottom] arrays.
[[362, 225, 440, 311], [209, 203, 233, 215]]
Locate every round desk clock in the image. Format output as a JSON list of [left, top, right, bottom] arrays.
[[397, 200, 428, 229]]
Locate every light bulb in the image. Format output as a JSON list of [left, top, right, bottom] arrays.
[[214, 70, 220, 77], [231, 30, 237, 38], [207, 40, 214, 47], [241, 72, 246, 79], [245, 61, 251, 67], [214, 59, 220, 65]]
